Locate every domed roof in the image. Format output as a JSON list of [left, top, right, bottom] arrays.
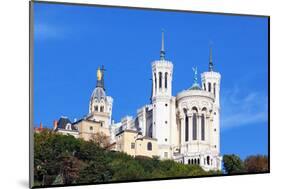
[[188, 83, 202, 91], [91, 87, 107, 102]]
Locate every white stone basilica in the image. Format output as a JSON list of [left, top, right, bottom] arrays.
[[55, 32, 222, 171], [107, 32, 222, 171]]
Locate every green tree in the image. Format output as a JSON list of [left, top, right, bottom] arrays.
[[57, 153, 83, 184], [34, 131, 221, 186], [34, 130, 81, 185], [78, 160, 112, 183], [75, 140, 113, 183], [223, 154, 245, 174]]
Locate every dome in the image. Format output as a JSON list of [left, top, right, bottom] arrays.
[[91, 87, 107, 102], [188, 83, 202, 91]]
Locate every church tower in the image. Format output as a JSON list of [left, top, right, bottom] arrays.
[[88, 66, 113, 128], [151, 31, 174, 159], [201, 46, 221, 154]]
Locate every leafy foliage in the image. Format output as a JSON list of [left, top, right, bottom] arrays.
[[244, 155, 268, 173], [33, 131, 224, 187], [223, 154, 245, 174], [223, 154, 269, 174]]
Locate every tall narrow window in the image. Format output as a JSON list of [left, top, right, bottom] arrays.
[[207, 156, 210, 165], [214, 83, 216, 97], [100, 106, 104, 112], [201, 115, 205, 141], [165, 72, 168, 89], [94, 106, 98, 111], [154, 73, 157, 92], [148, 125, 153, 138], [185, 115, 189, 141], [208, 82, 211, 92], [204, 83, 206, 91], [147, 142, 152, 151], [159, 72, 162, 89], [193, 113, 197, 140]]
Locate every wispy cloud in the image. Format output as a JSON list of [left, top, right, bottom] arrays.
[[221, 85, 268, 131], [34, 23, 65, 41]]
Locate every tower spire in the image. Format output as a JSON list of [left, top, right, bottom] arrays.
[[209, 45, 214, 71], [160, 30, 165, 60]]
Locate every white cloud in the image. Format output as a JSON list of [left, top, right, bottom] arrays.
[[220, 86, 268, 131], [34, 23, 64, 41]]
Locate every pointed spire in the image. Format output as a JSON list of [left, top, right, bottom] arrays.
[[160, 30, 165, 60], [101, 65, 106, 90], [209, 44, 214, 71]]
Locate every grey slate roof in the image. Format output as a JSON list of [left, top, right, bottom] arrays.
[[91, 87, 107, 102], [189, 83, 202, 91], [55, 117, 78, 131]]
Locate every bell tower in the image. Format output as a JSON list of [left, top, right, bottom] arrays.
[[201, 46, 221, 154], [88, 66, 113, 128], [151, 31, 174, 159]]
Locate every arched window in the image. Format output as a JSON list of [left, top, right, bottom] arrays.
[[159, 72, 162, 89], [204, 83, 206, 90], [198, 158, 200, 165], [165, 72, 168, 89], [208, 82, 211, 92], [185, 115, 189, 141], [192, 107, 198, 140], [147, 142, 152, 151], [154, 73, 157, 92], [214, 83, 216, 97], [193, 113, 197, 140], [100, 106, 104, 112], [191, 159, 194, 164], [94, 106, 98, 112], [188, 159, 191, 164], [207, 156, 210, 165], [66, 123, 71, 130], [201, 114, 205, 141]]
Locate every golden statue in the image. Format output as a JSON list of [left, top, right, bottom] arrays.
[[97, 67, 102, 81]]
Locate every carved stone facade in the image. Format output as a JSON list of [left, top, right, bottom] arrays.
[[111, 33, 222, 171], [54, 33, 222, 171]]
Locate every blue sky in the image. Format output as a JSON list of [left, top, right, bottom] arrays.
[[33, 2, 268, 159]]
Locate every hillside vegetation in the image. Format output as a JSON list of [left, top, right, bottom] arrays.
[[33, 131, 221, 187]]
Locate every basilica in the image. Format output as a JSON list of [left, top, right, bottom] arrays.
[[54, 32, 222, 171]]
